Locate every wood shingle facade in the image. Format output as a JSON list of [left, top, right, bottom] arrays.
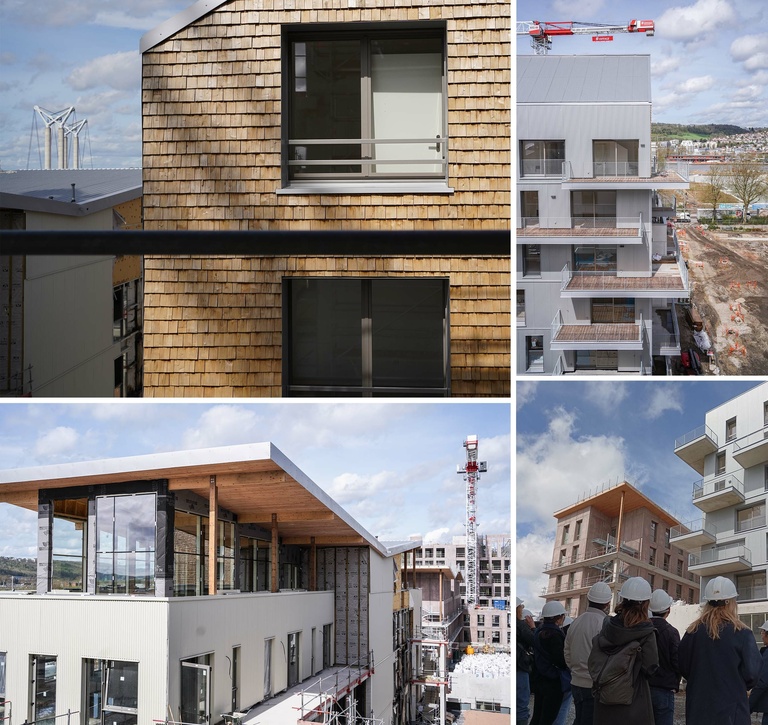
[[140, 0, 510, 397]]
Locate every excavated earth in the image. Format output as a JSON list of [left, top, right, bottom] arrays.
[[678, 222, 768, 375]]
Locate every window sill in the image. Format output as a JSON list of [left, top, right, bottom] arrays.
[[277, 181, 454, 195]]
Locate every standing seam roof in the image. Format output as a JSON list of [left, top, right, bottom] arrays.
[[517, 55, 651, 104]]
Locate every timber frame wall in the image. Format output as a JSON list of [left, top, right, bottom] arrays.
[[140, 0, 510, 397]]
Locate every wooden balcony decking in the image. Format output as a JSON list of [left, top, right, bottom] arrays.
[[553, 324, 640, 343], [518, 226, 638, 238], [565, 262, 685, 292], [565, 171, 689, 184]]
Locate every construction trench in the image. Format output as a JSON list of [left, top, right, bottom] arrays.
[[675, 222, 768, 375]]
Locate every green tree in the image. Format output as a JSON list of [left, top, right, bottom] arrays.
[[728, 161, 768, 221], [701, 164, 728, 221]]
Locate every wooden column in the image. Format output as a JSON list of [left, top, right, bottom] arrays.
[[611, 488, 626, 611], [271, 513, 278, 593], [439, 570, 444, 621], [209, 476, 218, 596], [310, 537, 317, 591]]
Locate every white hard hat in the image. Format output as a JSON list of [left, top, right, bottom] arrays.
[[523, 609, 534, 618], [759, 621, 768, 633], [517, 597, 524, 607], [587, 581, 612, 604], [618, 577, 652, 602], [564, 616, 574, 626], [542, 601, 567, 618], [704, 576, 738, 601], [650, 589, 674, 614]]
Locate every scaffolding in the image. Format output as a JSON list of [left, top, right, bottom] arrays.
[[410, 639, 449, 725]]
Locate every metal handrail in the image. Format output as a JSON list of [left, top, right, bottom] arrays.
[[671, 519, 718, 539], [674, 424, 718, 450], [692, 470, 744, 499], [23, 710, 80, 725], [733, 426, 768, 453], [689, 544, 751, 567]]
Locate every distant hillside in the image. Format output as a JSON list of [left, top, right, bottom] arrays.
[[0, 556, 35, 577], [652, 123, 754, 139]]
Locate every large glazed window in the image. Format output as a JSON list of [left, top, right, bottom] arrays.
[[30, 655, 56, 725], [285, 278, 449, 396], [83, 660, 138, 725], [52, 498, 87, 592], [285, 27, 446, 186], [96, 494, 156, 595], [519, 140, 565, 176], [174, 511, 235, 596], [593, 140, 639, 176]]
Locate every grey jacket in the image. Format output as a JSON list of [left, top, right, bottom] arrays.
[[564, 606, 608, 688]]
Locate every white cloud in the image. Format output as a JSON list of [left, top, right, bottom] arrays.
[[3, 0, 189, 29], [643, 385, 684, 419], [658, 0, 735, 42], [584, 382, 628, 414], [730, 35, 768, 70], [551, 0, 607, 16], [516, 532, 555, 615], [677, 75, 716, 94], [67, 51, 140, 92], [516, 408, 628, 529], [34, 426, 79, 457], [651, 57, 683, 77], [181, 405, 264, 449], [326, 470, 397, 506], [516, 382, 539, 411], [733, 85, 764, 100], [423, 527, 451, 543]]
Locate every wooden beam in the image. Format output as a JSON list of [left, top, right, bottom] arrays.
[[271, 513, 278, 593], [209, 475, 218, 596], [310, 537, 317, 592], [280, 535, 367, 546], [238, 510, 335, 524], [168, 471, 287, 490]]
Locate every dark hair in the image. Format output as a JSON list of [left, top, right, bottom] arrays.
[[616, 598, 649, 628]]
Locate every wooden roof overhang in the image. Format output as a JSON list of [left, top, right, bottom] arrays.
[[0, 443, 401, 555]]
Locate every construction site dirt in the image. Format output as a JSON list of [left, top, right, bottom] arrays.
[[677, 222, 768, 376]]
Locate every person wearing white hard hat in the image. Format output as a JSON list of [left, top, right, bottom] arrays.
[[531, 601, 570, 725], [588, 576, 658, 725], [679, 576, 761, 725], [563, 580, 612, 725], [516, 596, 535, 725], [750, 621, 768, 723], [647, 589, 680, 725]]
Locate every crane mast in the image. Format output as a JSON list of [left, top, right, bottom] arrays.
[[516, 19, 655, 54], [457, 435, 487, 607]]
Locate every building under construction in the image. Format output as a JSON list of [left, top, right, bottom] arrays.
[[541, 479, 700, 617]]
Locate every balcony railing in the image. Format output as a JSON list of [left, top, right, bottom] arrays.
[[671, 519, 718, 539], [551, 309, 643, 347], [518, 215, 642, 232], [593, 161, 639, 177], [560, 262, 688, 294], [544, 541, 640, 572], [520, 159, 565, 176], [689, 544, 751, 568], [692, 470, 744, 500], [552, 355, 565, 376], [675, 424, 719, 450]]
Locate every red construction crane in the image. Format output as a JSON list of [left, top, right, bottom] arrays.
[[517, 20, 655, 54]]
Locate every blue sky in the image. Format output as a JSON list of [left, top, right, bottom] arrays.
[[515, 380, 762, 613], [0, 401, 510, 558], [517, 0, 768, 128]]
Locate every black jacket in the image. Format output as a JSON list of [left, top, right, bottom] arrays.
[[648, 616, 681, 691], [749, 646, 768, 714], [517, 617, 535, 672]]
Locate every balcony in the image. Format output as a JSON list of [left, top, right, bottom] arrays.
[[550, 310, 643, 351], [670, 519, 718, 551], [692, 471, 745, 512], [652, 305, 681, 357], [733, 427, 768, 468], [688, 544, 752, 577], [560, 259, 689, 299], [737, 583, 767, 602], [517, 216, 644, 244], [674, 424, 719, 474], [561, 161, 690, 190]]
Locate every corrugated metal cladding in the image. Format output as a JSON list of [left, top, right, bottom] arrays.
[[517, 55, 651, 104], [317, 547, 370, 665]]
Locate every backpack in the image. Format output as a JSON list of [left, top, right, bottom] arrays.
[[588, 637, 642, 706]]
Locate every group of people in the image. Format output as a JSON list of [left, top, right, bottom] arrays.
[[516, 575, 768, 725]]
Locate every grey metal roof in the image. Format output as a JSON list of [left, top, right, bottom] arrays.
[[141, 0, 230, 53], [517, 55, 651, 104], [0, 168, 142, 217]]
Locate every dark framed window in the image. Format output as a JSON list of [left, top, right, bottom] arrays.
[[574, 245, 617, 272], [283, 24, 447, 187], [726, 417, 737, 441], [591, 298, 635, 324], [96, 494, 156, 595], [173, 511, 235, 596], [571, 190, 617, 227], [575, 350, 618, 371], [519, 140, 565, 176], [284, 277, 449, 396], [52, 498, 88, 592], [83, 660, 138, 725], [520, 190, 539, 225], [522, 244, 541, 276], [525, 335, 544, 373]]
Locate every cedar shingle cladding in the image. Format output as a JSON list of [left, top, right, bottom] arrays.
[[140, 0, 510, 397], [143, 255, 510, 397], [141, 0, 510, 229]]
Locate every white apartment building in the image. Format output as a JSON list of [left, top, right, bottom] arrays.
[[516, 54, 690, 375], [672, 383, 768, 630], [0, 443, 422, 725]]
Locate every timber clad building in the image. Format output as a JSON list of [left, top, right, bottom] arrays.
[[139, 0, 511, 397]]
